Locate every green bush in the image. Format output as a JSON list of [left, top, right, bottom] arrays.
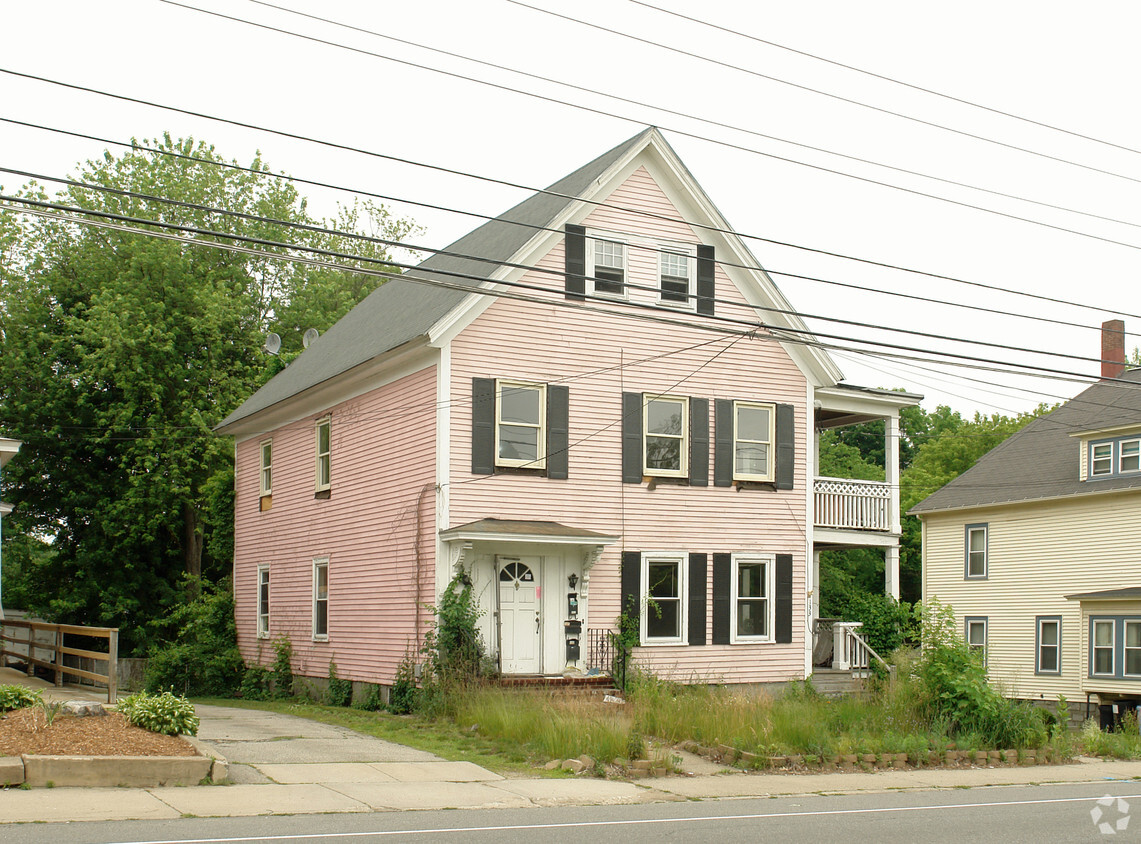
[[0, 684, 41, 712], [239, 665, 271, 700], [388, 653, 418, 715], [355, 683, 384, 712], [118, 690, 200, 736], [144, 577, 243, 697], [272, 636, 293, 699], [326, 661, 352, 707]]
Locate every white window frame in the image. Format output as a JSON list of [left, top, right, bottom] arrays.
[[1125, 620, 1141, 678], [965, 524, 988, 579], [732, 400, 776, 482], [494, 380, 546, 469], [965, 617, 987, 664], [1091, 441, 1114, 477], [657, 244, 696, 309], [1120, 438, 1140, 474], [260, 440, 273, 497], [640, 552, 688, 645], [643, 394, 688, 478], [1036, 617, 1061, 675], [730, 553, 773, 644], [315, 417, 331, 492], [312, 558, 329, 641], [587, 231, 628, 299], [257, 565, 270, 639], [1092, 618, 1116, 677]]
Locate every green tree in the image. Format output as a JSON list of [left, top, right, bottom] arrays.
[[0, 135, 417, 652]]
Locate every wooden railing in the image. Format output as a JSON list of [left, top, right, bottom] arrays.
[[0, 619, 119, 702], [814, 477, 891, 531], [831, 621, 890, 675]]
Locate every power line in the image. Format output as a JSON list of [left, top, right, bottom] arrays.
[[233, 0, 1141, 237], [5, 116, 1138, 341], [628, 0, 1141, 159], [507, 0, 1141, 186], [4, 72, 1140, 325], [0, 173, 1121, 372], [5, 195, 1138, 391]]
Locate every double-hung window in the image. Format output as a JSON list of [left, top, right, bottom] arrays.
[[1126, 621, 1141, 677], [731, 555, 772, 642], [1088, 436, 1141, 479], [965, 524, 988, 579], [965, 617, 987, 663], [259, 441, 273, 497], [658, 247, 695, 307], [257, 565, 270, 638], [733, 401, 775, 482], [496, 381, 546, 468], [1092, 619, 1115, 676], [643, 395, 688, 477], [589, 236, 626, 297], [642, 553, 686, 643], [313, 559, 329, 640], [1036, 617, 1060, 674], [1121, 439, 1140, 474], [1092, 443, 1114, 477], [315, 418, 331, 492]]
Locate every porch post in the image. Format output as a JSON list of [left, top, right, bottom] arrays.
[[811, 548, 821, 622], [885, 413, 901, 535], [885, 546, 900, 601]]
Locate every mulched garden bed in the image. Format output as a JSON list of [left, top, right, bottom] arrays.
[[0, 707, 198, 757]]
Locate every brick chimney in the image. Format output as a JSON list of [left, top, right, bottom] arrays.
[[1102, 319, 1125, 379]]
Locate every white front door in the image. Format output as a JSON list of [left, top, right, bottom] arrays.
[[498, 556, 541, 674]]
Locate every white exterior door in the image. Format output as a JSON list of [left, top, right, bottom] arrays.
[[498, 557, 541, 674]]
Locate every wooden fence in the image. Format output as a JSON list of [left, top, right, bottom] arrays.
[[0, 619, 119, 702]]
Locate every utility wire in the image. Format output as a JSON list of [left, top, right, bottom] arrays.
[[5, 195, 1137, 390], [5, 71, 1140, 324], [508, 0, 1141, 185], [234, 0, 1141, 236], [5, 116, 1139, 341], [0, 169, 1122, 371], [628, 0, 1141, 159]]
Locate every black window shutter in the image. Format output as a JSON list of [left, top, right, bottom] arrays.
[[714, 399, 734, 487], [696, 244, 715, 315], [689, 397, 709, 486], [621, 551, 641, 619], [565, 224, 586, 301], [621, 392, 643, 484], [775, 553, 793, 644], [688, 553, 707, 646], [712, 553, 731, 644], [546, 385, 569, 479], [775, 403, 795, 490], [471, 378, 496, 475]]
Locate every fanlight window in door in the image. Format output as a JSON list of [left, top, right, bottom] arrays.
[[499, 561, 535, 585]]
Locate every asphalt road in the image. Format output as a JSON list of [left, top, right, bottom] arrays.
[[6, 780, 1140, 844]]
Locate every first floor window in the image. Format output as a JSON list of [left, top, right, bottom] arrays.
[[315, 418, 331, 491], [1092, 619, 1115, 676], [1126, 621, 1141, 677], [644, 395, 688, 477], [257, 566, 270, 638], [1036, 617, 1060, 674], [496, 381, 545, 467], [965, 524, 988, 578], [965, 617, 987, 663], [732, 556, 771, 641], [313, 559, 329, 640], [643, 554, 685, 643]]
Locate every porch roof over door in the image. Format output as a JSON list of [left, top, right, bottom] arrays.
[[439, 518, 620, 546]]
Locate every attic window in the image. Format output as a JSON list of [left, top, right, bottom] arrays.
[[590, 238, 626, 297], [1088, 436, 1141, 479]]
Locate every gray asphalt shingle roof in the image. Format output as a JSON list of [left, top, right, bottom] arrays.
[[911, 368, 1141, 514], [217, 129, 654, 430]]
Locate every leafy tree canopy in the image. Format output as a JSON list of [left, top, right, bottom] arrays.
[[0, 135, 418, 652]]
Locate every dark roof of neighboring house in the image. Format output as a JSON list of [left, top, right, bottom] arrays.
[[911, 368, 1141, 514], [217, 129, 655, 430], [1066, 586, 1141, 601]]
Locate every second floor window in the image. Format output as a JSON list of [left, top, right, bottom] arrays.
[[260, 440, 273, 497], [315, 418, 331, 492], [497, 381, 546, 468], [644, 395, 688, 477], [965, 524, 988, 578], [734, 402, 774, 482]]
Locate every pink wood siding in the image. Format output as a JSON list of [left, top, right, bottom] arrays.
[[447, 167, 809, 684], [233, 365, 437, 685]]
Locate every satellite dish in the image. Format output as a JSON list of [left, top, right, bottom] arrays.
[[264, 333, 282, 355], [302, 328, 320, 349]]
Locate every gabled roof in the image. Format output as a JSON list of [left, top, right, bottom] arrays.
[[911, 368, 1141, 515], [217, 128, 841, 433]]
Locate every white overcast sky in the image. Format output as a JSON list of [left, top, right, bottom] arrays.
[[3, 0, 1140, 418]]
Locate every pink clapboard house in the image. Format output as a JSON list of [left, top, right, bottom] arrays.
[[217, 128, 918, 695]]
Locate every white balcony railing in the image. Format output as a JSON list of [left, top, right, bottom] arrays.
[[814, 476, 891, 531]]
